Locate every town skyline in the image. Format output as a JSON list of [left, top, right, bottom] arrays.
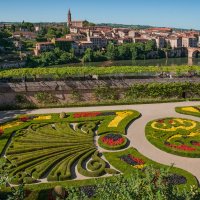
[[0, 0, 200, 30]]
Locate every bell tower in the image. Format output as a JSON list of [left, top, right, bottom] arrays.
[[68, 9, 72, 27]]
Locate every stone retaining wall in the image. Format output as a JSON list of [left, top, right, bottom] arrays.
[[0, 78, 200, 106]]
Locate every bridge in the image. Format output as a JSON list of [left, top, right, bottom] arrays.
[[188, 47, 200, 58]]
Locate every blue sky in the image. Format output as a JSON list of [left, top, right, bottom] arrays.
[[0, 0, 200, 29]]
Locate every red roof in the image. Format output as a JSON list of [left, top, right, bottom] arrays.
[[147, 27, 172, 32]]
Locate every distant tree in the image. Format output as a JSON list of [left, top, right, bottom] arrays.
[[46, 28, 62, 39], [83, 20, 96, 27], [20, 22, 34, 32], [145, 40, 157, 52], [82, 48, 94, 62], [11, 25, 16, 32], [63, 26, 70, 35], [93, 50, 107, 62], [106, 42, 119, 60], [118, 44, 131, 60]]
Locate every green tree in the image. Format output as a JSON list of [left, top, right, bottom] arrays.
[[93, 50, 107, 62], [106, 42, 119, 60], [145, 40, 157, 52], [118, 44, 131, 60], [82, 48, 94, 62], [20, 22, 34, 32]]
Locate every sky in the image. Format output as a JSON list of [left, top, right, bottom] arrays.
[[0, 0, 200, 29]]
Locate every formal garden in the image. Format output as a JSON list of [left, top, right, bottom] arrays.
[[1, 108, 200, 199]]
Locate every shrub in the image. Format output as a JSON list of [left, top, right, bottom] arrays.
[[34, 92, 57, 104], [60, 112, 66, 119]]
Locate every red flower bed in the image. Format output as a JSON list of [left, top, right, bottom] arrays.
[[120, 154, 145, 166], [166, 143, 196, 151], [191, 141, 200, 147], [73, 112, 101, 118], [101, 133, 124, 146], [102, 137, 124, 146], [0, 129, 4, 136], [19, 116, 30, 122]]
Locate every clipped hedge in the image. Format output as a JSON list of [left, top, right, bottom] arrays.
[[77, 151, 106, 177]]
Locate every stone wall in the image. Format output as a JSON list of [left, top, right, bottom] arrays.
[[0, 77, 200, 106]]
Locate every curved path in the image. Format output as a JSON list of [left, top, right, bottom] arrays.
[[1, 101, 200, 183]]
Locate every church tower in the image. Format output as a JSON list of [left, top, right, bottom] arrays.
[[68, 9, 72, 27]]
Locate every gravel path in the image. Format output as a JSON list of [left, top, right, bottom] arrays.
[[1, 101, 200, 182]]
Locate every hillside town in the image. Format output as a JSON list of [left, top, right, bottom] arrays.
[[0, 9, 200, 68], [34, 10, 200, 56]]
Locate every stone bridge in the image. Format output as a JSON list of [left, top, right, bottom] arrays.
[[188, 47, 200, 58]]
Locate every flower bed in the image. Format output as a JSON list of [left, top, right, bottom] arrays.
[[108, 111, 133, 127], [33, 115, 52, 120], [165, 174, 187, 185], [73, 112, 101, 118], [98, 133, 128, 150], [103, 147, 197, 189], [176, 106, 200, 117], [120, 154, 145, 169], [146, 117, 200, 157]]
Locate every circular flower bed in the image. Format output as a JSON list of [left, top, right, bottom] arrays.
[[146, 118, 200, 157], [98, 133, 128, 150]]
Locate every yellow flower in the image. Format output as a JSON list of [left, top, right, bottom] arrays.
[[134, 164, 145, 169], [108, 111, 133, 127], [33, 116, 52, 120], [181, 107, 199, 113], [151, 119, 196, 132], [167, 134, 182, 142], [0, 121, 23, 131]]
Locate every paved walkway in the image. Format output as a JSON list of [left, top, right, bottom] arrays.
[[1, 101, 200, 183]]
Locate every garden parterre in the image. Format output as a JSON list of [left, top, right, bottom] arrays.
[[0, 110, 140, 185], [0, 108, 199, 199]]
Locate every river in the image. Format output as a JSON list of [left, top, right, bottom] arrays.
[[70, 57, 200, 67]]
